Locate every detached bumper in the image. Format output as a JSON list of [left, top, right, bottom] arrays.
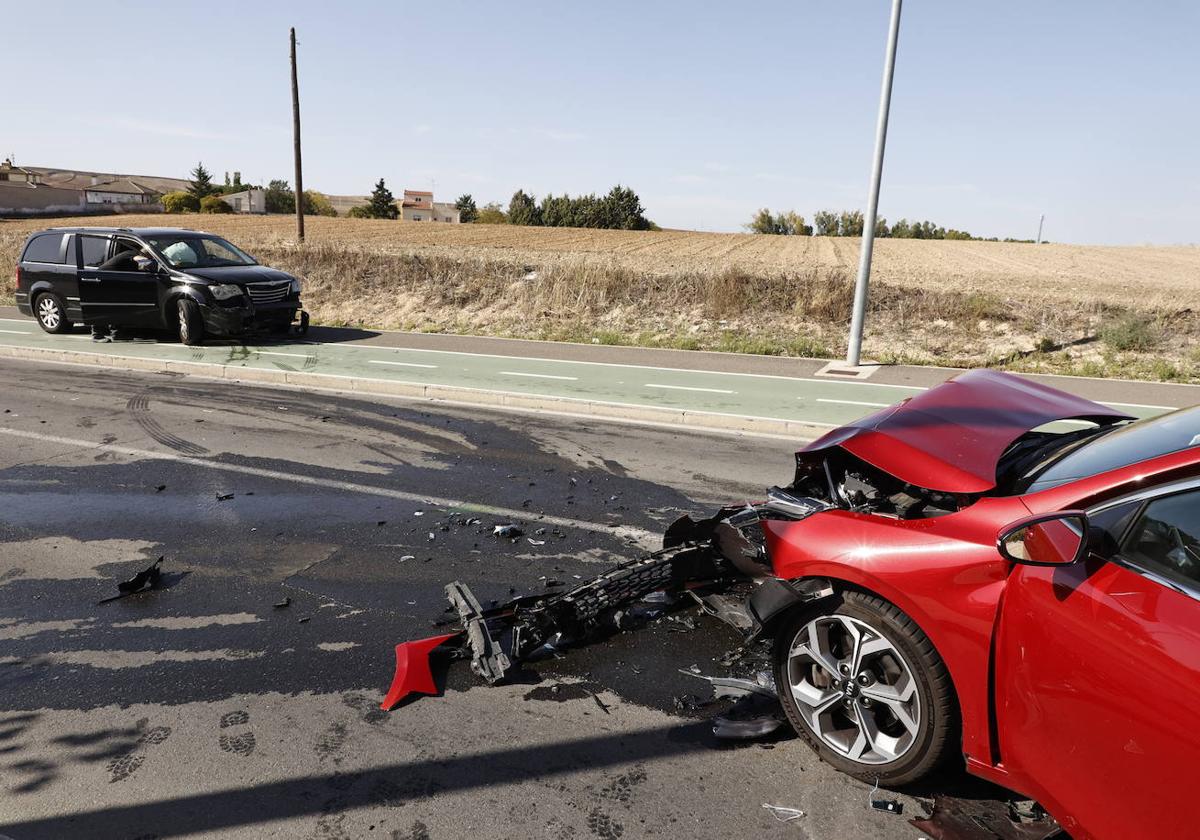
[[200, 299, 306, 337]]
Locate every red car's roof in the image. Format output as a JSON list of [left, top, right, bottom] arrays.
[[798, 369, 1133, 494]]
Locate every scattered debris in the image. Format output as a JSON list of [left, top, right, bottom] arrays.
[[399, 555, 416, 563], [492, 524, 523, 539], [868, 779, 903, 815], [380, 634, 460, 710], [592, 693, 611, 715], [216, 492, 234, 502], [681, 669, 786, 740], [99, 557, 165, 603], [527, 538, 546, 546], [154, 484, 166, 493], [298, 617, 310, 624], [273, 597, 291, 609], [910, 795, 1062, 840], [762, 803, 806, 823]]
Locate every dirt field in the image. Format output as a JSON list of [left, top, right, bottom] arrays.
[[3, 214, 1199, 380]]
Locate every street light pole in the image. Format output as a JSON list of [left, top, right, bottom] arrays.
[[845, 0, 902, 367], [290, 27, 305, 244]]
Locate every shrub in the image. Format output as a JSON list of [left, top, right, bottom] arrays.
[[475, 203, 507, 224], [199, 195, 234, 214], [347, 206, 373, 219], [162, 191, 199, 213], [1100, 313, 1160, 351]]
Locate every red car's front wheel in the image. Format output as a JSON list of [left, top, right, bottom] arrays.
[[773, 589, 959, 786]]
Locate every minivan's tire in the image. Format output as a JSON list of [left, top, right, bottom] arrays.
[[177, 298, 204, 346], [773, 589, 958, 786], [34, 292, 72, 334]]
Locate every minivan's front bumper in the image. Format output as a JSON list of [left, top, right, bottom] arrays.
[[200, 299, 306, 336]]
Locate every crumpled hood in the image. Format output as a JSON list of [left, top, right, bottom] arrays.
[[184, 265, 294, 285], [797, 369, 1132, 494]]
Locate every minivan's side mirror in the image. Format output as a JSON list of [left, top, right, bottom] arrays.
[[134, 255, 156, 273], [998, 511, 1089, 566]]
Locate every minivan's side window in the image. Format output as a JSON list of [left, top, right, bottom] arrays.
[[79, 235, 109, 268], [22, 233, 66, 264], [1121, 490, 1200, 588]]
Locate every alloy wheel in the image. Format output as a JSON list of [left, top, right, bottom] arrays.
[[784, 614, 921, 765], [38, 297, 61, 330]]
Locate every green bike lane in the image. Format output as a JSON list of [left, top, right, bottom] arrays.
[[0, 316, 1179, 429]]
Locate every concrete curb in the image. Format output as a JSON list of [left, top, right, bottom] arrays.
[[0, 344, 829, 439]]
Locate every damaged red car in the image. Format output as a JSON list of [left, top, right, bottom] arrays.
[[394, 369, 1199, 840], [710, 369, 1200, 840]]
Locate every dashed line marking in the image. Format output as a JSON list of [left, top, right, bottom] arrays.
[[645, 383, 735, 395], [815, 398, 891, 408], [368, 360, 438, 369], [256, 351, 312, 359], [0, 329, 31, 335], [500, 371, 579, 381]]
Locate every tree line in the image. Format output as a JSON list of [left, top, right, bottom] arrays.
[[161, 163, 337, 216], [449, 186, 655, 230], [747, 208, 1038, 242]]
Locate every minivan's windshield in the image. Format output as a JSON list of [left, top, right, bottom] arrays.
[[144, 235, 257, 269], [1020, 405, 1200, 493]]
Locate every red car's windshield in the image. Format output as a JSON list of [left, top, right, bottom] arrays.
[[1019, 405, 1200, 493]]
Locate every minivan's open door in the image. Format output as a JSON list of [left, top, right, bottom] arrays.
[[77, 234, 161, 327]]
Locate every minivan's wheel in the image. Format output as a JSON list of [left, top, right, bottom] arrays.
[[177, 298, 204, 346], [774, 589, 958, 786], [35, 293, 72, 334]]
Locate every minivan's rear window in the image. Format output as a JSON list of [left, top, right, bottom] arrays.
[[22, 233, 66, 264]]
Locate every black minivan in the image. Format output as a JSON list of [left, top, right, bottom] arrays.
[[14, 227, 308, 345]]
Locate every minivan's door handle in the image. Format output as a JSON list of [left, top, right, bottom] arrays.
[[79, 275, 100, 283]]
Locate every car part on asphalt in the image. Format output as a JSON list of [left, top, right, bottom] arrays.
[[909, 795, 1063, 840], [761, 803, 806, 823], [380, 633, 460, 710], [98, 556, 164, 604]]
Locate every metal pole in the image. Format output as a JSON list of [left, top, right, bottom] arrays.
[[845, 0, 902, 367], [1036, 214, 1044, 245], [290, 27, 305, 243]]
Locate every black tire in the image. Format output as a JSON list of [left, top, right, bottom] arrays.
[[177, 298, 204, 346], [773, 589, 959, 786], [34, 292, 72, 334]]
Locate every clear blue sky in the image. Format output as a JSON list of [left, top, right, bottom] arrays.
[[10, 1, 1198, 244]]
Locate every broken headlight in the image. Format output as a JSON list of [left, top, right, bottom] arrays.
[[209, 283, 243, 301]]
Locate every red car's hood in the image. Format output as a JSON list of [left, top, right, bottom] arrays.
[[798, 369, 1132, 494]]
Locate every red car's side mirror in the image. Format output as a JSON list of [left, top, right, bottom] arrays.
[[998, 511, 1089, 566]]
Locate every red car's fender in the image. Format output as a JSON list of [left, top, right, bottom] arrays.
[[762, 495, 1032, 771]]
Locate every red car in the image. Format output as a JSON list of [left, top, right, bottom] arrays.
[[748, 369, 1199, 839]]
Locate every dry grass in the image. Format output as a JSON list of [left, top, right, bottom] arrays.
[[3, 214, 1199, 380]]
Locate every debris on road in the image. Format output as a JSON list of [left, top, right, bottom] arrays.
[[216, 492, 234, 502], [492, 524, 523, 539], [99, 556, 165, 603], [380, 633, 460, 710], [910, 795, 1062, 840], [868, 779, 903, 815], [273, 597, 291, 609], [681, 669, 785, 740], [762, 803, 806, 823]]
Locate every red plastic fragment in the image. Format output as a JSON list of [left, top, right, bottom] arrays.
[[380, 633, 459, 710]]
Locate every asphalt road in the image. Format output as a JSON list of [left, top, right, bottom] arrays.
[[0, 358, 1016, 840]]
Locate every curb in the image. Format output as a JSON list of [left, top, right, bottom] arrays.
[[0, 344, 829, 440]]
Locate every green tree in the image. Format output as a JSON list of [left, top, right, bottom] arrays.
[[889, 218, 912, 238], [188, 163, 216, 200], [813, 210, 839, 236], [265, 180, 294, 214], [162, 191, 200, 213], [747, 208, 783, 234], [365, 178, 398, 219], [475, 202, 507, 224], [455, 193, 478, 223], [303, 190, 338, 217], [874, 216, 889, 237], [199, 195, 233, 214], [347, 205, 372, 219], [781, 211, 812, 236], [839, 210, 865, 237], [602, 185, 650, 230], [508, 189, 541, 226]]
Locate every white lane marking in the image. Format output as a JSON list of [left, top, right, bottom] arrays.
[[645, 383, 735, 395], [1104, 401, 1173, 411], [0, 426, 657, 549], [500, 370, 579, 381], [368, 359, 438, 369], [257, 350, 312, 359], [815, 398, 891, 408], [0, 329, 31, 335]]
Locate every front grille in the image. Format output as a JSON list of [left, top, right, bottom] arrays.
[[245, 282, 291, 304]]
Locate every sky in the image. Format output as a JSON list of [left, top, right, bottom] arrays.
[[8, 1, 1199, 244]]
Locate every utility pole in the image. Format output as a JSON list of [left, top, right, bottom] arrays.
[[1036, 214, 1044, 245], [845, 0, 902, 368], [290, 27, 305, 243]]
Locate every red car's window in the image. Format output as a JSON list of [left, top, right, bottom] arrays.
[[1121, 490, 1200, 588]]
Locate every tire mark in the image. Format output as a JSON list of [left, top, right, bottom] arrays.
[[126, 391, 209, 456]]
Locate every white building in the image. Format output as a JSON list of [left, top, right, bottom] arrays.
[[401, 190, 460, 223], [221, 188, 266, 214]]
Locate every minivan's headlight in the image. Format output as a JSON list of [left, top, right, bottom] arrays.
[[290, 278, 302, 294], [209, 284, 242, 301]]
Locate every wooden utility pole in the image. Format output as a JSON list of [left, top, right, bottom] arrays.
[[290, 27, 305, 243]]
